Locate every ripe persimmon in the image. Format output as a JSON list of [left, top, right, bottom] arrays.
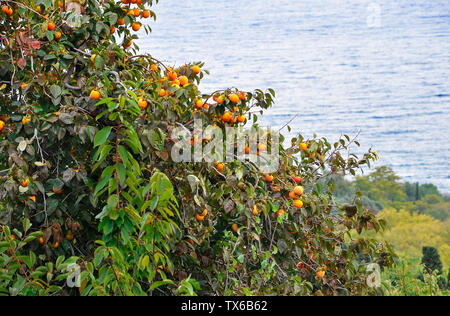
[[179, 76, 188, 86], [159, 89, 166, 97], [215, 162, 224, 173], [201, 209, 208, 217], [20, 178, 29, 187], [196, 214, 204, 221], [2, 6, 12, 16], [110, 26, 116, 34], [90, 90, 101, 100], [118, 18, 125, 25], [316, 270, 325, 278], [229, 93, 239, 104], [222, 111, 233, 123], [195, 99, 203, 109], [294, 186, 304, 196], [293, 199, 303, 209], [132, 23, 141, 32], [54, 31, 62, 40], [276, 209, 286, 218], [0, 120, 5, 131], [232, 223, 238, 232], [66, 232, 74, 241], [192, 65, 201, 74], [22, 116, 31, 125], [47, 22, 56, 31], [168, 71, 177, 81], [138, 99, 148, 109], [300, 142, 308, 151], [265, 174, 274, 182], [142, 10, 150, 18]]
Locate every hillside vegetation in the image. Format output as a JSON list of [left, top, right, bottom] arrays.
[[332, 166, 449, 295]]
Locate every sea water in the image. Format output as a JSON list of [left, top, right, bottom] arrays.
[[137, 0, 450, 193]]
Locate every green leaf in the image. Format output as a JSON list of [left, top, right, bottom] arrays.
[[118, 145, 129, 168], [150, 280, 174, 291], [94, 55, 104, 69], [125, 127, 143, 153], [22, 218, 31, 233], [107, 194, 119, 211], [116, 163, 126, 185], [94, 248, 105, 268], [141, 255, 150, 268], [94, 127, 112, 148], [94, 173, 112, 197], [92, 144, 113, 172], [50, 85, 61, 98], [107, 12, 118, 25]]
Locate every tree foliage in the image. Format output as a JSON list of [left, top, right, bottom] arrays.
[[421, 246, 443, 275], [381, 255, 448, 296], [367, 209, 450, 268], [0, 0, 395, 296]]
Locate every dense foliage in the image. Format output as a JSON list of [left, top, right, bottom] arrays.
[[334, 166, 450, 222], [381, 256, 447, 296], [331, 167, 449, 295], [0, 0, 396, 296], [333, 167, 449, 268]]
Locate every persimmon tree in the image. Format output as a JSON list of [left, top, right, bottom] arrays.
[[0, 0, 395, 296]]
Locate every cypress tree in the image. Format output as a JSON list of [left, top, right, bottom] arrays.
[[421, 246, 443, 275]]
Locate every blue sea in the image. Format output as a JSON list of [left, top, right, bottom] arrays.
[[137, 0, 450, 193]]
